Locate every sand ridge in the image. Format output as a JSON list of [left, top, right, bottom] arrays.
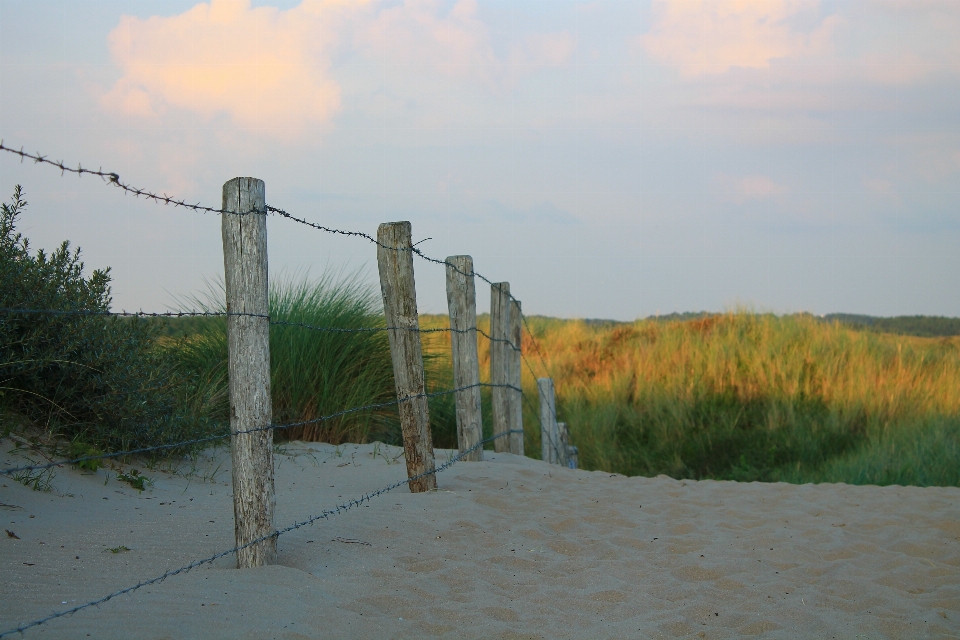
[[1, 439, 958, 638]]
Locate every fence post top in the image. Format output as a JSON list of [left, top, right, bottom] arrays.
[[493, 281, 510, 292], [222, 177, 265, 193], [378, 221, 411, 231], [221, 178, 265, 214], [446, 254, 473, 264]]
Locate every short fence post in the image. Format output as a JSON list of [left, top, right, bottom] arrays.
[[537, 377, 559, 464], [490, 282, 511, 453], [222, 177, 275, 568], [445, 255, 483, 462], [508, 298, 524, 456], [557, 422, 571, 469], [377, 222, 436, 492]]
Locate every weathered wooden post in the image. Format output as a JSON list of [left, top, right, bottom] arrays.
[[377, 222, 436, 492], [490, 283, 511, 453], [445, 256, 483, 462], [222, 177, 275, 568], [557, 422, 571, 469], [538, 377, 559, 464], [507, 298, 524, 456]]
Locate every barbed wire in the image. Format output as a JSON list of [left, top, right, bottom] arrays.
[[0, 142, 255, 216], [0, 427, 523, 639], [0, 308, 519, 347], [0, 141, 579, 637], [2, 141, 543, 352], [0, 382, 522, 476], [0, 308, 239, 320], [1, 143, 566, 459]]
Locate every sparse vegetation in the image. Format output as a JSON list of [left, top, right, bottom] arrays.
[[116, 469, 150, 491]]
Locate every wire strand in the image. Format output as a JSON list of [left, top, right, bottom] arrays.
[[0, 382, 521, 476], [0, 428, 525, 639]]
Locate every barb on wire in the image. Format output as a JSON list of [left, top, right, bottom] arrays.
[[264, 206, 519, 306], [0, 142, 260, 216], [0, 427, 524, 639], [1, 383, 521, 476]]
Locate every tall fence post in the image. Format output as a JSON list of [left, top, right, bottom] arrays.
[[445, 256, 483, 462], [490, 282, 511, 453], [222, 177, 275, 568], [377, 222, 436, 492], [538, 377, 559, 465], [508, 298, 524, 456]]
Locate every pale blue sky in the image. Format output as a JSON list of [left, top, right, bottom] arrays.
[[1, 0, 958, 319]]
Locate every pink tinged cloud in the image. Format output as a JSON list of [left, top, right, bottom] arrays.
[[640, 0, 840, 77], [101, 0, 575, 133], [102, 0, 350, 135]]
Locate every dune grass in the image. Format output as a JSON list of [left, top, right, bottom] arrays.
[[171, 288, 960, 487], [173, 273, 401, 445], [511, 312, 960, 486]]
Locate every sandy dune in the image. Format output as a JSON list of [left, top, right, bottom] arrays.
[[1, 439, 958, 639]]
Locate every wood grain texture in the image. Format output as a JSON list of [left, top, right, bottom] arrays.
[[377, 222, 436, 492], [557, 422, 571, 468], [445, 256, 483, 462], [490, 282, 511, 454], [538, 377, 559, 465], [508, 298, 524, 456], [222, 177, 276, 568]]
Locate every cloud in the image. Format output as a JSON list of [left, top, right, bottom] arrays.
[[102, 0, 356, 136], [102, 0, 576, 136], [718, 174, 788, 204], [640, 0, 840, 77]]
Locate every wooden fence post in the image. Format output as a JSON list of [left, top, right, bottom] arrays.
[[538, 377, 559, 464], [557, 422, 571, 469], [508, 298, 524, 456], [377, 222, 436, 492], [490, 282, 511, 453], [222, 177, 275, 568], [445, 255, 483, 462]]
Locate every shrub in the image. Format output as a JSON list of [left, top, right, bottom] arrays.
[[0, 186, 207, 452]]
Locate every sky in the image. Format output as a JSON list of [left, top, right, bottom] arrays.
[[1, 0, 958, 320]]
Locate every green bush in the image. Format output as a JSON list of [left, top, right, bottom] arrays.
[[0, 186, 208, 452]]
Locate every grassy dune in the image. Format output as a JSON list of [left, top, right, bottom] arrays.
[[168, 291, 960, 487], [506, 313, 960, 486]]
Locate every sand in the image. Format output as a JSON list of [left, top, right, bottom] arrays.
[[1, 438, 958, 639]]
